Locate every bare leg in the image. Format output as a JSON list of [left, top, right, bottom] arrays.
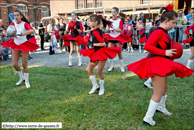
[[86, 61, 99, 76], [69, 41, 75, 56], [189, 46, 194, 60], [97, 60, 106, 80], [143, 75, 167, 126], [116, 43, 123, 60], [76, 44, 81, 57], [12, 49, 22, 71], [107, 42, 115, 71], [116, 42, 125, 72], [151, 75, 167, 102], [22, 51, 29, 73]]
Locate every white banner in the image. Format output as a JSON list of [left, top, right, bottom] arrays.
[[2, 122, 62, 129]]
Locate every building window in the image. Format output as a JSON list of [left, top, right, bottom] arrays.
[[140, 0, 151, 4], [97, 0, 102, 7], [41, 6, 49, 17], [87, 1, 93, 8], [17, 4, 28, 16], [78, 0, 84, 9]]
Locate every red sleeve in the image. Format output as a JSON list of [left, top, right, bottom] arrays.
[[10, 22, 15, 26], [139, 29, 145, 35], [93, 31, 104, 43], [119, 20, 123, 30], [144, 30, 166, 56], [24, 23, 33, 30], [185, 24, 194, 35], [129, 31, 133, 37], [79, 22, 83, 33]]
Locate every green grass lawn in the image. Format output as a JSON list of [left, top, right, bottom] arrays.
[[0, 65, 194, 130]]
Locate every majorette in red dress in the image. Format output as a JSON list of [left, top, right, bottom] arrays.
[[103, 18, 128, 45], [62, 21, 84, 46], [138, 29, 147, 43], [127, 27, 194, 79], [183, 24, 194, 47], [124, 30, 133, 43], [80, 28, 121, 62], [1, 21, 39, 52]]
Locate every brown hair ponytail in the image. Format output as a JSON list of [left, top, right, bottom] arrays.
[[90, 14, 112, 28], [14, 10, 30, 24], [112, 7, 126, 19]]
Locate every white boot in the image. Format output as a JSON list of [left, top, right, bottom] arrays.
[[156, 95, 172, 116], [143, 50, 148, 53], [139, 46, 141, 53], [24, 73, 30, 88], [69, 55, 72, 67], [131, 47, 134, 53], [89, 75, 99, 94], [144, 78, 153, 89], [127, 46, 130, 52], [108, 59, 114, 72], [15, 70, 25, 86], [186, 59, 193, 69], [99, 80, 105, 95], [143, 100, 159, 126], [78, 55, 82, 67], [119, 59, 125, 72]]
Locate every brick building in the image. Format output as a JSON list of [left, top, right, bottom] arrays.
[[50, 0, 192, 21], [0, 0, 50, 28]]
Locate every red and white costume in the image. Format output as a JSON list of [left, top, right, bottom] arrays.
[[2, 21, 39, 52], [103, 18, 128, 45], [62, 21, 84, 45]]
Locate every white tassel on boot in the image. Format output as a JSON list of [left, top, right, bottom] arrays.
[[156, 95, 172, 116], [78, 55, 82, 67], [24, 73, 30, 88], [186, 59, 193, 69], [143, 100, 159, 126], [108, 59, 114, 72], [89, 75, 99, 94], [144, 78, 153, 89], [15, 70, 25, 86], [139, 46, 141, 53], [99, 80, 105, 95], [69, 55, 72, 67], [119, 59, 125, 72]]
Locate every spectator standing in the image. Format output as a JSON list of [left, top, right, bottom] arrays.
[[136, 19, 143, 45], [139, 12, 145, 24], [57, 18, 66, 53], [186, 7, 194, 26], [47, 19, 58, 55], [145, 18, 152, 39], [176, 10, 187, 43], [38, 19, 45, 50]]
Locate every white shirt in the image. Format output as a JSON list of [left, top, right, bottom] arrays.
[[47, 24, 58, 35]]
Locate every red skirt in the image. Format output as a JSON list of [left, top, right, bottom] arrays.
[[183, 38, 193, 44], [127, 56, 194, 79], [103, 34, 128, 45], [80, 47, 121, 62], [62, 35, 83, 45], [83, 36, 90, 48], [128, 37, 133, 43], [139, 36, 147, 43], [1, 38, 39, 52], [63, 41, 70, 46]]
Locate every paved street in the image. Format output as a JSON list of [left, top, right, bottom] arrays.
[[1, 42, 194, 71]]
